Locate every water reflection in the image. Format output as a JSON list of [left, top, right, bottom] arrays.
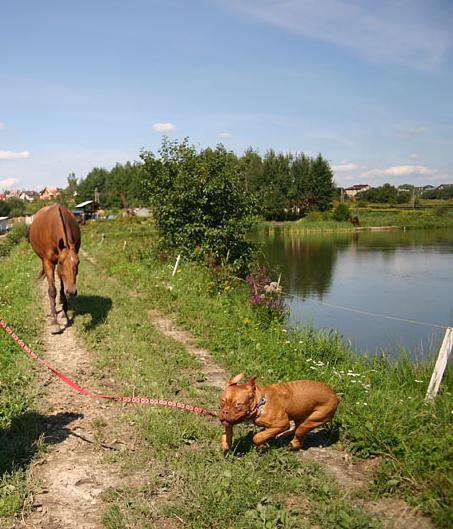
[[258, 226, 453, 358]]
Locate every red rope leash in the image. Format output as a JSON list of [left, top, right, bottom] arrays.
[[0, 318, 217, 418]]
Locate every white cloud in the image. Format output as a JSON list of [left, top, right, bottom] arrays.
[[0, 122, 5, 130], [332, 162, 360, 172], [361, 165, 437, 178], [0, 150, 31, 160], [0, 177, 19, 188], [409, 153, 420, 160], [397, 127, 428, 136], [152, 122, 176, 133], [225, 1, 451, 69], [218, 132, 232, 139]]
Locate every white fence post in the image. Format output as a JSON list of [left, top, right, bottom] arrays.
[[425, 327, 453, 401], [172, 254, 181, 277]]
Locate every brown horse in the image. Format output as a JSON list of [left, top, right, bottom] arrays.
[[28, 204, 81, 334]]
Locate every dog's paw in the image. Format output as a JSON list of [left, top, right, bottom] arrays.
[[289, 439, 302, 451]]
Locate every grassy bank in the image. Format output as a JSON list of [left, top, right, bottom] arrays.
[[0, 236, 44, 519], [77, 218, 451, 528], [73, 219, 379, 529], [263, 204, 453, 231]]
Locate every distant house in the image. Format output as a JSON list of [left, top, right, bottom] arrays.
[[437, 184, 453, 190], [0, 216, 9, 234], [40, 187, 62, 200], [344, 184, 371, 198], [398, 184, 414, 193], [421, 185, 435, 191], [0, 193, 6, 201], [19, 190, 39, 201]]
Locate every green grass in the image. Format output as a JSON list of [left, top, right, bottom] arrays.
[[262, 204, 453, 231], [3, 218, 450, 527], [65, 219, 382, 529], [0, 239, 44, 519], [76, 218, 452, 528]]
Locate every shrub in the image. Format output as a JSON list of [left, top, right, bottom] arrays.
[[0, 223, 28, 258], [140, 138, 256, 276], [304, 211, 324, 222], [332, 203, 351, 222]]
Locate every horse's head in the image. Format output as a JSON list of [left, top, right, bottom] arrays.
[[57, 239, 80, 297]]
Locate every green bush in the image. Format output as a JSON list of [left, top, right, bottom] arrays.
[[332, 203, 351, 222], [0, 224, 28, 258], [140, 138, 257, 276]]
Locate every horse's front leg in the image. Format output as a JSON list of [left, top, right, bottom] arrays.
[[44, 261, 61, 334], [59, 276, 70, 327]]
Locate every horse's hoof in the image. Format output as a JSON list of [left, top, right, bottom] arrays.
[[50, 324, 62, 334]]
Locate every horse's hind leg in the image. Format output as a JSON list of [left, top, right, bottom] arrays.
[[44, 261, 61, 334]]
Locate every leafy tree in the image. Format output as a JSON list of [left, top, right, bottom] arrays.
[[310, 154, 335, 211], [258, 150, 291, 219], [3, 197, 26, 217], [289, 153, 311, 212], [360, 183, 398, 204], [57, 173, 78, 207], [396, 191, 411, 204], [26, 198, 52, 215], [74, 163, 145, 209], [0, 200, 10, 217], [240, 148, 263, 194], [140, 138, 256, 275], [76, 167, 109, 205]]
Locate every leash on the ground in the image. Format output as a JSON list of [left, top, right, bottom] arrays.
[[0, 318, 218, 418]]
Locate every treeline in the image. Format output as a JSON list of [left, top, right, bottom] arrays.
[[66, 142, 334, 220], [64, 162, 145, 210], [357, 183, 411, 205], [422, 186, 453, 200], [241, 149, 334, 219]]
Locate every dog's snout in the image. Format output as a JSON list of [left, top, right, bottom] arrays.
[[219, 409, 229, 421]]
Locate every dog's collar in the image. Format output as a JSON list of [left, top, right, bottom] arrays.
[[247, 395, 267, 420]]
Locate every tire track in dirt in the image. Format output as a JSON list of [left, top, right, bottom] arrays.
[[14, 285, 134, 529]]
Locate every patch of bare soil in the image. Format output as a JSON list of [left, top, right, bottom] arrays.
[[13, 289, 139, 529], [360, 498, 434, 529]]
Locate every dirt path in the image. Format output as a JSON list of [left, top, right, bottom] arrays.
[[14, 290, 134, 529]]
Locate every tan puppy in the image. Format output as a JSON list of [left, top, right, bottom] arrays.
[[219, 373, 339, 452]]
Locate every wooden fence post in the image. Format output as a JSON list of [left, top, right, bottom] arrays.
[[425, 327, 453, 401]]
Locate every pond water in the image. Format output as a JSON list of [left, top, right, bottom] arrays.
[[258, 226, 453, 359]]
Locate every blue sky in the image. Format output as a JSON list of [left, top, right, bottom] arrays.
[[1, 0, 452, 191]]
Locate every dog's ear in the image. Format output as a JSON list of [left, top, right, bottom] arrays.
[[247, 375, 257, 387], [228, 372, 244, 386]]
